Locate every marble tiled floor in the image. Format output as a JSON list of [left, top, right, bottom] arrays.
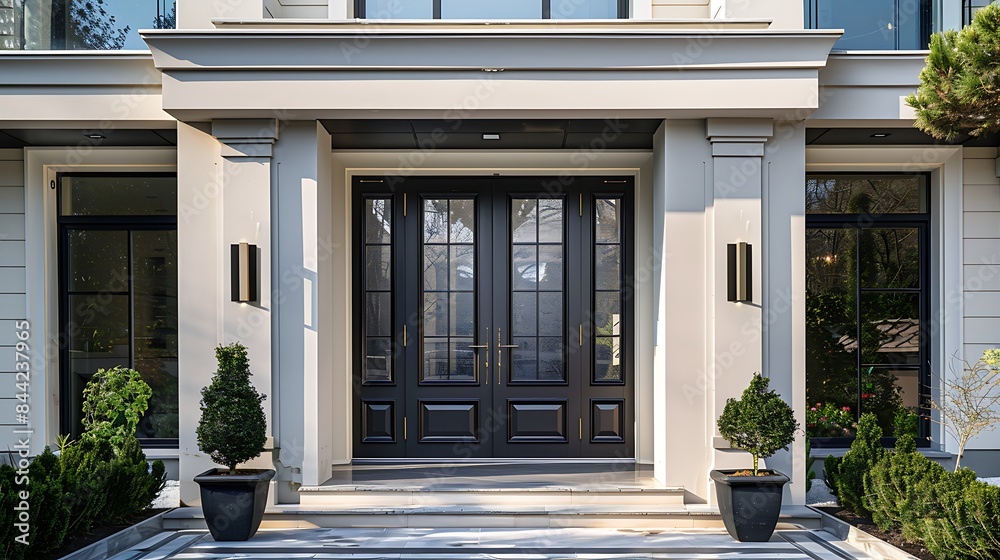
[[320, 462, 665, 490], [113, 527, 875, 559]]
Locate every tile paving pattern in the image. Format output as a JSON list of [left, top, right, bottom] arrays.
[[111, 527, 874, 559]]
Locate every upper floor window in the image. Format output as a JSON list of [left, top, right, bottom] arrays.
[[805, 0, 932, 50], [0, 0, 175, 51], [360, 0, 626, 19]]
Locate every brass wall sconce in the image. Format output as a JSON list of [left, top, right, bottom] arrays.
[[727, 242, 751, 303], [231, 242, 258, 303]]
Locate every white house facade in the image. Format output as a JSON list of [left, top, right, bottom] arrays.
[[1, 0, 998, 510]]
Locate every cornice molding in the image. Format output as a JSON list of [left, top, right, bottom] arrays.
[[0, 53, 161, 87], [142, 28, 842, 73]]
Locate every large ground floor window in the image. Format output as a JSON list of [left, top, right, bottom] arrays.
[[58, 173, 178, 445], [805, 173, 931, 447]]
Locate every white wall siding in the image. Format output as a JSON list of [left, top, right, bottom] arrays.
[[264, 0, 328, 18], [0, 149, 25, 447], [962, 147, 1000, 449], [651, 0, 709, 19]]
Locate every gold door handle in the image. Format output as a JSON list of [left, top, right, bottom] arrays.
[[469, 328, 490, 384], [496, 328, 519, 374]]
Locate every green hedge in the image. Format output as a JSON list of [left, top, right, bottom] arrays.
[[0, 437, 165, 559], [832, 414, 1000, 559]]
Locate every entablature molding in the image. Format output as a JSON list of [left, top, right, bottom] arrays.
[[212, 119, 279, 158]]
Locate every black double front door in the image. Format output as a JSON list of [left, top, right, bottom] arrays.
[[354, 176, 633, 459]]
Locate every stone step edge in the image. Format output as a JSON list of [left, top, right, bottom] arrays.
[[164, 506, 821, 519], [298, 486, 687, 493]]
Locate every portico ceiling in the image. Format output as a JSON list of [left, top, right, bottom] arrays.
[[322, 119, 661, 150]]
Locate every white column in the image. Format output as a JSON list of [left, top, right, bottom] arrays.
[[705, 118, 771, 490], [653, 120, 714, 499], [176, 120, 278, 505], [272, 122, 335, 498], [762, 121, 807, 505]]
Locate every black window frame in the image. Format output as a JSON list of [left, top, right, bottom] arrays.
[[805, 171, 932, 449], [356, 0, 629, 19], [57, 171, 179, 449]]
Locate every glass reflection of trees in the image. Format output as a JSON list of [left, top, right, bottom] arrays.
[[806, 175, 926, 441]]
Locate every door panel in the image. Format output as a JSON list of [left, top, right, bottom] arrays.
[[353, 176, 634, 459]]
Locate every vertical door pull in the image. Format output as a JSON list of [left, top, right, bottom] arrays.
[[468, 328, 489, 385], [497, 327, 519, 377]]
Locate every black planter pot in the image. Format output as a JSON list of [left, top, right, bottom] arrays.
[[194, 468, 275, 541], [710, 469, 789, 542]]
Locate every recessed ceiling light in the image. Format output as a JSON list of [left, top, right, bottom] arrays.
[[871, 133, 891, 138], [482, 133, 501, 141], [85, 133, 106, 139]]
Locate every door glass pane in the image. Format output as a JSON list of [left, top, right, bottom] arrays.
[[441, 0, 541, 19], [423, 199, 449, 243], [423, 245, 449, 291], [595, 245, 620, 290], [450, 246, 474, 291], [510, 197, 565, 382], [132, 230, 178, 439], [593, 197, 624, 383], [512, 246, 537, 290], [363, 197, 394, 384], [450, 199, 475, 243], [365, 337, 393, 382], [512, 292, 537, 336], [367, 292, 392, 336], [595, 337, 621, 381], [450, 292, 475, 336], [366, 246, 393, 291], [538, 292, 562, 336], [511, 199, 538, 243], [421, 197, 477, 383], [860, 228, 920, 289], [538, 337, 564, 381], [365, 198, 392, 244], [538, 246, 563, 290], [595, 198, 620, 243], [538, 199, 563, 243], [423, 292, 448, 337], [805, 228, 859, 437]]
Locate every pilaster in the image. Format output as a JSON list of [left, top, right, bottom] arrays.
[[705, 118, 772, 489]]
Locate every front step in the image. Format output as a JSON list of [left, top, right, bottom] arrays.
[[298, 484, 687, 507], [162, 505, 823, 530]]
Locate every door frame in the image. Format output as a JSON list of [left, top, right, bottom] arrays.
[[351, 174, 636, 460]]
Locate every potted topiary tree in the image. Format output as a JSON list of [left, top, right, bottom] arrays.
[[194, 342, 273, 541], [712, 373, 799, 542]]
